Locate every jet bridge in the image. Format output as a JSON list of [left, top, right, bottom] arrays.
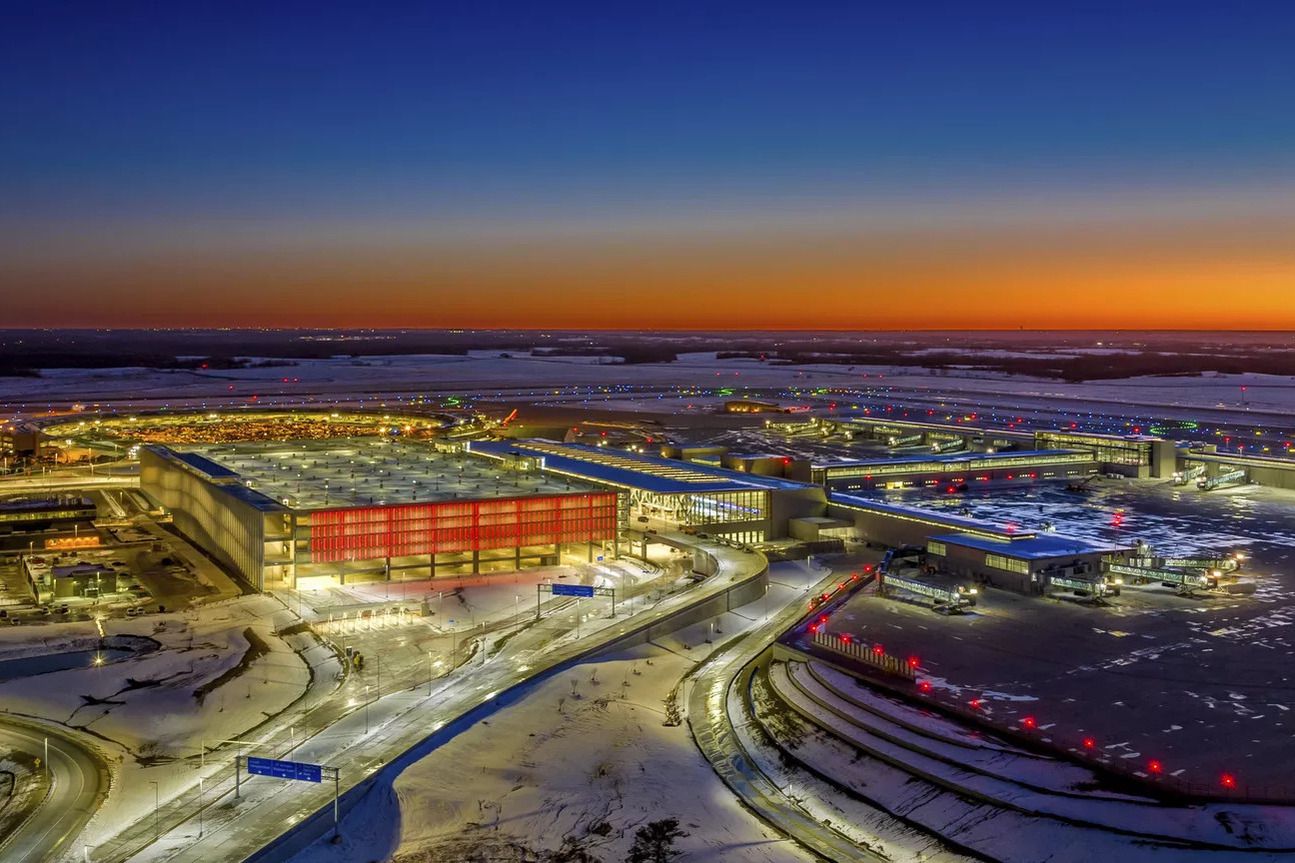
[[1047, 573, 1119, 600], [1198, 468, 1247, 491], [1104, 561, 1217, 595], [877, 566, 977, 614]]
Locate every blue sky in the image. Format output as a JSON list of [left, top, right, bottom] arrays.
[[3, 1, 1294, 327]]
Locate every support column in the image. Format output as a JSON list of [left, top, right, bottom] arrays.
[[515, 546, 521, 568], [472, 550, 480, 574]]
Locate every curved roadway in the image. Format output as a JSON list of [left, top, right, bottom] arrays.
[[686, 565, 887, 862], [0, 719, 104, 863], [90, 535, 771, 862]]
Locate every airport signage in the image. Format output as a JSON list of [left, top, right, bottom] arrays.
[[246, 756, 323, 783], [551, 583, 596, 598]]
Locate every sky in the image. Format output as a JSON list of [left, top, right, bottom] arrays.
[[3, 1, 1294, 330]]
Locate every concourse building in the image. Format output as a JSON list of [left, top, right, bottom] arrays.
[[811, 449, 1099, 492], [467, 439, 826, 545]]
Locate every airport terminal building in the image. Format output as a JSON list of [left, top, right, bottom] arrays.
[[467, 439, 826, 545], [143, 432, 1146, 596]]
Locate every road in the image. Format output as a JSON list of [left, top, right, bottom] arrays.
[[91, 536, 770, 863], [0, 719, 105, 863], [686, 564, 887, 862]]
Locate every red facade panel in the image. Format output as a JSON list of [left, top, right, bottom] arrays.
[[308, 492, 618, 563]]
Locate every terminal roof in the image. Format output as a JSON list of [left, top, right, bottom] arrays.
[[828, 491, 1024, 540], [930, 531, 1125, 560], [470, 440, 811, 495], [812, 448, 1086, 470]]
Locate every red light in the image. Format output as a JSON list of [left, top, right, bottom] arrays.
[[1221, 773, 1237, 789], [907, 656, 920, 668], [969, 698, 983, 709], [1148, 759, 1163, 774], [838, 582, 845, 590], [1083, 737, 1096, 750], [872, 644, 884, 655], [840, 634, 852, 643], [1021, 716, 1037, 730], [819, 616, 828, 624], [917, 680, 933, 693], [808, 623, 819, 633], [863, 564, 874, 573]]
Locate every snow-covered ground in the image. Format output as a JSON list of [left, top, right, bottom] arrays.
[[0, 594, 338, 851], [749, 658, 1295, 862], [3, 352, 1294, 417], [286, 560, 831, 863]]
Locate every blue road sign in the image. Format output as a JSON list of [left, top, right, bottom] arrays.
[[247, 756, 323, 783], [552, 583, 595, 598]]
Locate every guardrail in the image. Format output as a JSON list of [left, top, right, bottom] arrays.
[[811, 632, 915, 680]]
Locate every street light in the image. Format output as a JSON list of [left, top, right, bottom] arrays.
[[148, 779, 159, 839]]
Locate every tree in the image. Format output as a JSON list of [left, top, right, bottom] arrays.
[[549, 837, 600, 863], [662, 690, 682, 727], [626, 818, 688, 863]]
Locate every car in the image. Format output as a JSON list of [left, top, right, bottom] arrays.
[[126, 607, 143, 617]]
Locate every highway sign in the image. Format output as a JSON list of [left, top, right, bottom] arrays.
[[551, 583, 596, 598], [246, 756, 323, 783]]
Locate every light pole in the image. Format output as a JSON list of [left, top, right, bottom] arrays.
[[198, 776, 205, 837], [149, 779, 159, 839], [364, 684, 371, 734], [428, 650, 434, 696]]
